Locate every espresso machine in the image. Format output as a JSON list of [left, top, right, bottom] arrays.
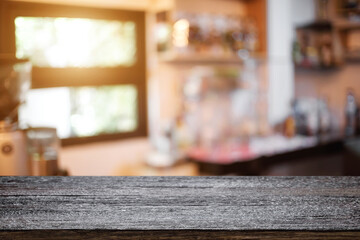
[[0, 55, 31, 175]]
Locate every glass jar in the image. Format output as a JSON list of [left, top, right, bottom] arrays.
[[26, 127, 59, 176]]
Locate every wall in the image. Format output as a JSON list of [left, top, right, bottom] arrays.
[[295, 64, 360, 129], [267, 0, 294, 124], [291, 0, 316, 26], [59, 138, 151, 175], [175, 0, 247, 16]]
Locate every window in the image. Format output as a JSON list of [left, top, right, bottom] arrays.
[[15, 17, 137, 68], [20, 85, 138, 138], [0, 1, 147, 145]]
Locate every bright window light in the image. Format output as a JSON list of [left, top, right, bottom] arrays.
[[19, 85, 138, 138], [15, 17, 137, 67]]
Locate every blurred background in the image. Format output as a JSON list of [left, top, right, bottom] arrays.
[[1, 0, 360, 176]]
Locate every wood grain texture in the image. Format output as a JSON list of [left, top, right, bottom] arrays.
[[1, 230, 360, 240], [0, 177, 359, 239]]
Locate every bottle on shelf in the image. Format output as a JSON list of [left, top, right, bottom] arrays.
[[318, 97, 331, 135], [243, 17, 259, 52], [166, 11, 260, 58], [345, 89, 357, 137], [284, 114, 296, 138]]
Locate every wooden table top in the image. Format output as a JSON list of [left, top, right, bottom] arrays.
[[0, 176, 359, 239]]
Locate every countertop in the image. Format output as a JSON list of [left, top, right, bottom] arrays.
[[0, 176, 359, 239]]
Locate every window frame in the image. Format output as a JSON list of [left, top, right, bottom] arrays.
[[0, 1, 148, 146]]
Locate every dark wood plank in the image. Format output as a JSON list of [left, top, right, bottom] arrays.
[[1, 230, 360, 240], [0, 177, 359, 239]]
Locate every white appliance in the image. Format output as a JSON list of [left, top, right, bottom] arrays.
[[0, 55, 31, 176], [0, 122, 29, 175]]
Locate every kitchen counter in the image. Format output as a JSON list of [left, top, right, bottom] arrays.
[[189, 133, 343, 164], [0, 176, 359, 239], [190, 134, 344, 175]]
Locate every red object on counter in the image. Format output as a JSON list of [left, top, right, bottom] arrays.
[[187, 144, 257, 164]]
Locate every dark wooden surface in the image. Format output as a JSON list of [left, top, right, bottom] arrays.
[[0, 177, 360, 239]]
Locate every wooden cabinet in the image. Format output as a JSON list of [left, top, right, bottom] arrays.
[[294, 20, 344, 69], [334, 0, 360, 61], [294, 0, 360, 69]]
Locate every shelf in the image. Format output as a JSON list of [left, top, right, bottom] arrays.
[[296, 20, 333, 31], [296, 20, 360, 31], [295, 65, 340, 73], [159, 52, 265, 64], [334, 19, 360, 30], [337, 8, 360, 12], [159, 52, 243, 64]]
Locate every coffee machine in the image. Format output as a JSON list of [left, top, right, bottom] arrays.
[[0, 55, 31, 175]]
